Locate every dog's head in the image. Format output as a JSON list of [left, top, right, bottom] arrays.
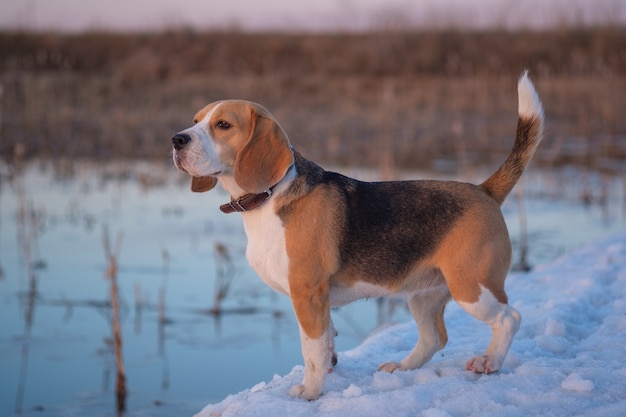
[[172, 100, 294, 193]]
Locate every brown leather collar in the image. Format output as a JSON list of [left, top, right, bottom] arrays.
[[219, 185, 276, 214]]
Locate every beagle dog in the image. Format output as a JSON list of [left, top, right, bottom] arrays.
[[172, 72, 544, 400]]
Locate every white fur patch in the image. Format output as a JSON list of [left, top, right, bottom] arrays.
[[243, 200, 290, 295], [458, 285, 521, 372], [289, 324, 334, 399], [329, 281, 392, 307], [241, 166, 297, 295], [457, 285, 503, 322], [517, 70, 544, 120], [176, 102, 226, 177]]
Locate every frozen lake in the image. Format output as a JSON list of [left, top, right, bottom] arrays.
[[0, 160, 624, 417]]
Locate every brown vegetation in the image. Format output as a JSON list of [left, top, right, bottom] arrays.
[[0, 28, 624, 173], [102, 226, 127, 415]]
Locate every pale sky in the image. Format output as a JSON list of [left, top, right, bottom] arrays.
[[0, 0, 624, 32]]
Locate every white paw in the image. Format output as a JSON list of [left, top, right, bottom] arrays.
[[288, 384, 322, 401], [377, 361, 402, 373], [466, 355, 500, 374]]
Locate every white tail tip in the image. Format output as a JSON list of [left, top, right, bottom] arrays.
[[518, 70, 544, 120]]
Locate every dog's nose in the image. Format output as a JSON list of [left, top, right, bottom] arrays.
[[172, 133, 191, 150]]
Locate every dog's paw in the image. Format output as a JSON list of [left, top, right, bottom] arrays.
[[288, 384, 322, 401], [466, 355, 500, 374], [377, 361, 402, 373]]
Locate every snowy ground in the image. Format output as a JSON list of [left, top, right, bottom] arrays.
[[196, 232, 626, 417]]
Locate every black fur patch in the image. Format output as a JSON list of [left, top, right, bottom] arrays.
[[324, 173, 467, 283], [279, 154, 469, 284]]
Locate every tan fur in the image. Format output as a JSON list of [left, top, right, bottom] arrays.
[[481, 116, 543, 205], [433, 297, 448, 346], [234, 111, 293, 193], [432, 201, 511, 304], [192, 103, 218, 124], [283, 185, 342, 339]]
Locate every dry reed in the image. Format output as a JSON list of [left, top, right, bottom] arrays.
[[211, 243, 234, 315], [102, 225, 126, 415]]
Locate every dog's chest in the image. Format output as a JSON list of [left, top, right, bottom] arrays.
[[242, 203, 290, 295]]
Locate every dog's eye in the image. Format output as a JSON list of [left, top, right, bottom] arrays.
[[216, 120, 232, 130]]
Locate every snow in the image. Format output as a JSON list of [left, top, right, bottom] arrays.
[[196, 232, 626, 417]]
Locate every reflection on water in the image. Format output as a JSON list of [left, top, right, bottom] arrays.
[[0, 160, 624, 416], [101, 225, 127, 415]]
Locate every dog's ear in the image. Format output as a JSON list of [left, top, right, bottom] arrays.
[[191, 176, 217, 193], [234, 106, 293, 194]]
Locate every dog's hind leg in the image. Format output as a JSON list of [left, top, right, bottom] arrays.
[[329, 317, 338, 367], [457, 286, 521, 373], [378, 287, 450, 373]]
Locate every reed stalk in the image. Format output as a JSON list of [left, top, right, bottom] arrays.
[[102, 225, 126, 414], [212, 243, 234, 315], [513, 181, 531, 272]]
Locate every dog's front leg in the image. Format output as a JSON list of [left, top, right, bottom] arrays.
[[288, 286, 333, 400], [289, 323, 334, 400]]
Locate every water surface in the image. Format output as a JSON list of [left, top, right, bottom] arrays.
[[0, 161, 623, 416]]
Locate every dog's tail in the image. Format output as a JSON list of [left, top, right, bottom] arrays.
[[481, 71, 544, 205]]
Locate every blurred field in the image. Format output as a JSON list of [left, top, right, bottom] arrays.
[[0, 28, 624, 173]]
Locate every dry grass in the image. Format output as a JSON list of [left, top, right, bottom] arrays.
[[1, 28, 624, 173], [102, 225, 127, 414]]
